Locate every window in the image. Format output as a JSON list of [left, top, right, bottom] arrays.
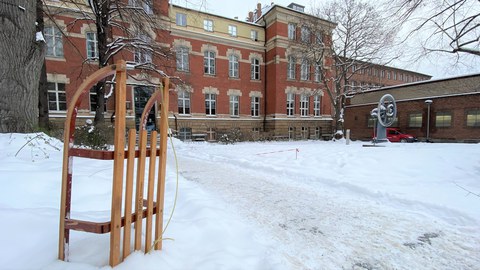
[[228, 25, 237, 37], [178, 91, 190, 115], [288, 23, 296, 40], [228, 55, 239, 78], [301, 127, 309, 139], [300, 95, 309, 116], [393, 72, 397, 80], [288, 126, 295, 139], [314, 63, 322, 82], [204, 51, 216, 75], [387, 71, 391, 79], [205, 93, 216, 115], [381, 70, 385, 78], [300, 58, 310, 80], [45, 26, 63, 57], [134, 35, 152, 64], [313, 95, 321, 116], [287, 93, 295, 116], [130, 0, 152, 14], [48, 82, 66, 111], [229, 95, 239, 116], [301, 26, 310, 43], [89, 87, 106, 112], [287, 56, 296, 80], [251, 58, 260, 80], [86, 32, 98, 59], [436, 112, 452, 127], [251, 96, 260, 117], [408, 113, 422, 128], [204, 19, 213, 32], [176, 47, 189, 71], [314, 127, 321, 139], [251, 30, 258, 41], [178, 127, 192, 141], [315, 33, 323, 44], [466, 110, 480, 127], [176, 13, 187, 26]]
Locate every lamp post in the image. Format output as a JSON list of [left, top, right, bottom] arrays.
[[425, 99, 433, 142]]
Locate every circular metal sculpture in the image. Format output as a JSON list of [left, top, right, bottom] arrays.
[[371, 94, 397, 143], [377, 94, 397, 127]]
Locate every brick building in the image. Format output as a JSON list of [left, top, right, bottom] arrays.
[[344, 73, 480, 142], [43, 1, 431, 141]]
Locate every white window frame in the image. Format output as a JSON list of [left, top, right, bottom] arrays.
[[176, 13, 187, 26], [45, 26, 63, 57], [287, 56, 296, 80], [251, 96, 260, 117], [86, 32, 98, 60], [301, 25, 310, 43], [130, 0, 152, 14], [314, 63, 321, 82], [176, 47, 189, 71], [251, 58, 260, 80], [228, 25, 237, 37], [300, 58, 310, 81], [251, 30, 258, 41], [134, 35, 152, 64], [204, 19, 213, 32], [178, 91, 190, 115], [178, 127, 192, 141], [313, 95, 321, 116], [48, 82, 66, 111], [205, 93, 216, 115], [204, 51, 216, 75], [228, 54, 239, 78], [287, 93, 295, 116], [288, 23, 296, 40], [229, 95, 239, 117], [300, 94, 309, 117]]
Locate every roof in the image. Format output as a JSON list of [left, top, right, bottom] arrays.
[[348, 72, 480, 106]]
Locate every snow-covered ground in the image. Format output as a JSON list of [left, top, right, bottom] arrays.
[[0, 133, 479, 269]]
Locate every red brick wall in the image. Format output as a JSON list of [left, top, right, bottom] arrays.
[[345, 94, 480, 142]]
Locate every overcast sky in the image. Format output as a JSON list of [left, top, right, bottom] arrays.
[[170, 0, 480, 79]]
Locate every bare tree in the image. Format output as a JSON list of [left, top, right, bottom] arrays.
[[44, 0, 173, 124], [290, 0, 398, 134], [395, 0, 479, 57], [0, 0, 46, 132]]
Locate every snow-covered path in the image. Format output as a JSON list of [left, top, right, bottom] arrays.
[[178, 154, 480, 269]]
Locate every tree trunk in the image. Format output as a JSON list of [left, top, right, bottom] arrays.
[[38, 61, 50, 129], [93, 0, 111, 125], [0, 0, 45, 132], [37, 0, 49, 130]]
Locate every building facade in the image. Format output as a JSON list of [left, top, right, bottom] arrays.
[[43, 1, 430, 141], [344, 73, 480, 142]]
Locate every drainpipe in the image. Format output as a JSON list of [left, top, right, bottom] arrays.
[[262, 16, 268, 132]]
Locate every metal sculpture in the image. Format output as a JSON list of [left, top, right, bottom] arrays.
[[371, 94, 397, 142]]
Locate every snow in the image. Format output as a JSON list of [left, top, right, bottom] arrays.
[[0, 133, 479, 269], [36, 31, 45, 42]]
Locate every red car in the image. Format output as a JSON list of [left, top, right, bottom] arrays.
[[386, 128, 417, 143]]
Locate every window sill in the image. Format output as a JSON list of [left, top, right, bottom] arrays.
[[46, 56, 66, 62]]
